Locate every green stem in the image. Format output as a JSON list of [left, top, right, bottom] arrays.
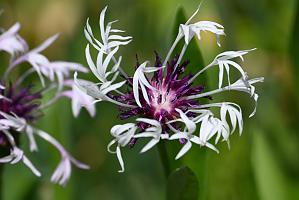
[[157, 141, 171, 178], [0, 164, 3, 200]]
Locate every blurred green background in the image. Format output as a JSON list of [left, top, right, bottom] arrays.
[[0, 0, 299, 199]]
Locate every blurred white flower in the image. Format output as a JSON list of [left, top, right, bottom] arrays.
[[0, 23, 28, 57], [0, 14, 91, 186], [62, 80, 96, 117]]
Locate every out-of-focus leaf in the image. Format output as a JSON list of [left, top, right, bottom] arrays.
[[289, 1, 299, 119], [167, 166, 199, 200], [289, 0, 299, 72], [251, 129, 289, 200], [3, 165, 37, 200], [22, 181, 39, 200]]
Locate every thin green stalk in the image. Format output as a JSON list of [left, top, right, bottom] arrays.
[[0, 164, 3, 200], [157, 141, 171, 178]]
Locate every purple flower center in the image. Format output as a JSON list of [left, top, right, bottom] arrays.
[[0, 84, 41, 121], [0, 84, 41, 147], [112, 53, 205, 129]]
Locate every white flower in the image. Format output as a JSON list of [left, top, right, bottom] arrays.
[[76, 6, 264, 171], [0, 12, 91, 186]]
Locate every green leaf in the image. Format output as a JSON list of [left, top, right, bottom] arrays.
[[289, 1, 299, 126], [167, 166, 199, 200], [251, 129, 289, 200], [289, 1, 299, 73]]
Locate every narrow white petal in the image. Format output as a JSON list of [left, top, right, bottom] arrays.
[[175, 141, 192, 160], [133, 70, 141, 107], [218, 62, 224, 88], [22, 156, 41, 177], [116, 145, 125, 173], [85, 44, 105, 82], [140, 139, 159, 153], [31, 34, 59, 53], [169, 132, 188, 140]]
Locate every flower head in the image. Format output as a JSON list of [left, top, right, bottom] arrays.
[[0, 14, 93, 186], [75, 6, 264, 172]]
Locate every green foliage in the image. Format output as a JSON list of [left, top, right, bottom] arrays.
[[290, 1, 299, 84], [251, 129, 288, 200], [0, 0, 299, 199], [167, 166, 199, 200]]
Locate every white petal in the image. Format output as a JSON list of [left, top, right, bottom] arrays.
[[31, 34, 59, 53], [175, 109, 196, 133], [169, 132, 188, 140], [22, 155, 41, 177], [133, 69, 141, 107], [218, 62, 224, 88], [136, 118, 161, 128], [140, 139, 159, 153], [116, 145, 125, 173], [175, 141, 192, 160], [85, 44, 105, 82]]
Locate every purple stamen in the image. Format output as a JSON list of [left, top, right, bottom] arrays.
[[112, 53, 206, 132]]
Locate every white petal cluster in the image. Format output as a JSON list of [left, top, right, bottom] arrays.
[[0, 20, 95, 117], [84, 6, 132, 53], [75, 6, 133, 107], [0, 23, 28, 57], [178, 7, 225, 46], [0, 112, 89, 186], [108, 123, 137, 172]]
